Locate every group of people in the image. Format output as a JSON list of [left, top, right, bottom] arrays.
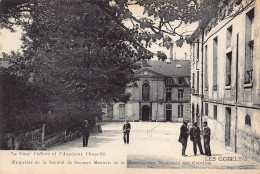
[[179, 121, 211, 157], [81, 119, 210, 156]]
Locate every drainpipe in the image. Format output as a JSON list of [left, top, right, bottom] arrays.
[[201, 29, 205, 130], [156, 79, 158, 121], [235, 33, 239, 153]]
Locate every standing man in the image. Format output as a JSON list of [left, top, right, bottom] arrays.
[[190, 122, 204, 156], [82, 120, 90, 147], [202, 121, 211, 156], [178, 121, 189, 157], [123, 120, 131, 144]]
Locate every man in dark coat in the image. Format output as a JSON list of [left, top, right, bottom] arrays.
[[178, 121, 189, 157], [190, 122, 204, 156], [123, 120, 131, 144], [82, 120, 90, 147], [202, 121, 211, 156]]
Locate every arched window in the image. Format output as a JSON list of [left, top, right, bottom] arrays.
[[142, 83, 150, 101], [245, 114, 251, 126]]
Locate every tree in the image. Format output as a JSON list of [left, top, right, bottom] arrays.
[[0, 0, 255, 134], [1, 0, 255, 47], [1, 0, 145, 134], [0, 65, 48, 134]]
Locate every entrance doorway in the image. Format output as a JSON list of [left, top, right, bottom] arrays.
[[225, 107, 231, 147], [166, 104, 172, 121], [196, 104, 199, 126], [192, 103, 195, 123], [142, 105, 150, 121]]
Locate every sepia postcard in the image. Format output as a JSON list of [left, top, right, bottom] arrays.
[[0, 0, 259, 173]]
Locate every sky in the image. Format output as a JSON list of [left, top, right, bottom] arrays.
[[0, 4, 198, 60], [0, 26, 23, 56], [127, 5, 198, 60]]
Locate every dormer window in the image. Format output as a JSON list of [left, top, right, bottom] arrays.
[[165, 77, 173, 85], [176, 64, 181, 68], [178, 77, 184, 85]]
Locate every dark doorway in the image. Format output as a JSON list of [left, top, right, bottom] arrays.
[[196, 104, 200, 126], [142, 105, 150, 121], [192, 103, 195, 123], [225, 107, 231, 147], [166, 104, 172, 121]]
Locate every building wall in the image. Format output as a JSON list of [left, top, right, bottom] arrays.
[[133, 102, 140, 120], [111, 66, 191, 122], [190, 33, 203, 127], [237, 108, 260, 162], [203, 3, 260, 106], [190, 1, 260, 161]]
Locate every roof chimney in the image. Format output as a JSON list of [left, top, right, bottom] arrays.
[[169, 43, 173, 62]]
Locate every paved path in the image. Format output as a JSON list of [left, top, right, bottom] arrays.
[[48, 122, 260, 169]]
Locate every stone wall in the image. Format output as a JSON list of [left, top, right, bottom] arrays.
[[237, 129, 260, 162]]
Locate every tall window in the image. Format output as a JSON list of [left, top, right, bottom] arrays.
[[205, 45, 208, 90], [245, 8, 254, 84], [166, 87, 172, 101], [226, 26, 232, 48], [197, 71, 199, 93], [214, 105, 217, 120], [178, 89, 184, 100], [213, 37, 218, 90], [178, 104, 183, 118], [192, 43, 195, 62], [205, 103, 208, 116], [196, 41, 200, 61], [226, 52, 232, 86], [192, 73, 195, 88], [142, 83, 150, 101]]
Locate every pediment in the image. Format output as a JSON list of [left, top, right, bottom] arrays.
[[134, 68, 165, 78]]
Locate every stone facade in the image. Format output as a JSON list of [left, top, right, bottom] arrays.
[[103, 60, 191, 122], [190, 0, 260, 161]]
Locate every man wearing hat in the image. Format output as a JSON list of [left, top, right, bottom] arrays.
[[190, 122, 204, 156], [123, 120, 131, 144], [202, 121, 211, 156], [82, 120, 90, 147], [178, 121, 189, 157]]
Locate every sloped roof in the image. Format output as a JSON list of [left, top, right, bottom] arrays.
[[145, 60, 190, 77]]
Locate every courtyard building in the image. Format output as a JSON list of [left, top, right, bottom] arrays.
[[189, 0, 260, 162], [103, 58, 191, 123]]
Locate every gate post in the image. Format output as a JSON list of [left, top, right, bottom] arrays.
[[42, 124, 45, 144]]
